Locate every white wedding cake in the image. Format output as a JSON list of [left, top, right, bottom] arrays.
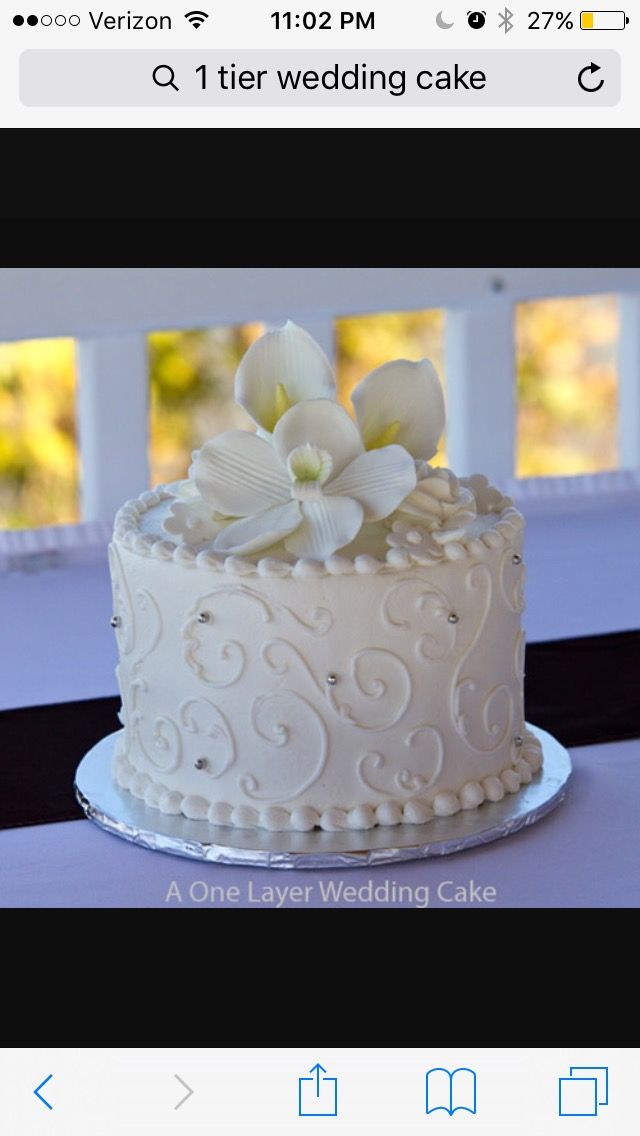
[[109, 322, 542, 832]]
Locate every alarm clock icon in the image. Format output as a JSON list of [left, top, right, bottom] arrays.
[[467, 10, 487, 27]]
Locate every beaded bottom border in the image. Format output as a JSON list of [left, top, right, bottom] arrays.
[[74, 724, 571, 869]]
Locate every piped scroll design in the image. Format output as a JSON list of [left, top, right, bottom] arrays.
[[113, 577, 183, 774], [514, 629, 526, 682], [452, 563, 514, 753], [262, 639, 412, 731], [179, 697, 236, 778], [108, 544, 135, 655], [183, 587, 269, 687], [283, 602, 333, 635], [331, 648, 412, 730], [239, 689, 328, 801], [133, 589, 162, 665], [132, 691, 182, 774], [183, 585, 333, 687], [499, 549, 526, 613], [381, 576, 457, 661], [357, 725, 444, 796]]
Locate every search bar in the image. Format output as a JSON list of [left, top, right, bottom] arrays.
[[20, 50, 621, 107]]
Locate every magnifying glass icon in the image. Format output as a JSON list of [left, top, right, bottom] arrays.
[[153, 65, 179, 91]]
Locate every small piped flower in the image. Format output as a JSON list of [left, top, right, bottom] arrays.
[[163, 499, 224, 545], [459, 473, 509, 515], [398, 465, 476, 541], [386, 520, 446, 565]]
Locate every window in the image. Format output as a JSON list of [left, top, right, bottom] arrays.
[[0, 289, 629, 534], [515, 295, 619, 477], [0, 338, 78, 529], [148, 322, 263, 486]]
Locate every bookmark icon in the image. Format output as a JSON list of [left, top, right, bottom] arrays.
[[426, 1068, 477, 1116]]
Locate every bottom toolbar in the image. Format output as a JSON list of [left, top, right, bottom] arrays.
[[2, 1048, 634, 1134]]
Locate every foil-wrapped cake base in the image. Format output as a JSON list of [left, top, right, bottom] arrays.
[[74, 723, 570, 869]]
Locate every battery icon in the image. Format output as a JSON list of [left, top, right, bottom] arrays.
[[580, 10, 629, 28]]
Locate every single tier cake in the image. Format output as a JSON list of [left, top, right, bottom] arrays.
[[109, 321, 542, 831]]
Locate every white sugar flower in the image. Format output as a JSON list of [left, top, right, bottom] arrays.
[[192, 399, 417, 560], [351, 358, 445, 460], [234, 321, 446, 466], [168, 323, 448, 555], [460, 473, 509, 515], [236, 320, 336, 432], [398, 466, 476, 542], [163, 498, 224, 544]]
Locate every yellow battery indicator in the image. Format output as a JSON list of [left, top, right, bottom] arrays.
[[580, 10, 629, 28]]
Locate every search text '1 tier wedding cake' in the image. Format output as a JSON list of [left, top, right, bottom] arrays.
[[109, 321, 542, 832]]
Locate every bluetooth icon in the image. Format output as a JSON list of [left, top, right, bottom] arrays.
[[498, 6, 514, 32]]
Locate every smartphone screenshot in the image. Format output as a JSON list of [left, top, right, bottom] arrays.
[[1, 0, 636, 125], [1, 251, 638, 910], [2, 1049, 635, 1131]]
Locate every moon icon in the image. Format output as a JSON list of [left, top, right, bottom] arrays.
[[436, 10, 454, 27]]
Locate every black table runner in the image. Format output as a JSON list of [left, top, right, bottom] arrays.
[[1, 630, 639, 831]]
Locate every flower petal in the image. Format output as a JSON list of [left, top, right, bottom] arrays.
[[284, 496, 363, 559], [352, 358, 445, 461], [273, 399, 363, 477], [193, 431, 290, 516], [399, 467, 476, 532], [235, 321, 336, 431], [213, 501, 302, 555], [326, 445, 417, 521]]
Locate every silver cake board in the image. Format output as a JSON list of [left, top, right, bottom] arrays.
[[74, 723, 571, 869]]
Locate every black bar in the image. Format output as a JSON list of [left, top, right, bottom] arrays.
[[1, 630, 638, 831]]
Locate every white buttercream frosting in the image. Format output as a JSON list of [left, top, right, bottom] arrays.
[[114, 733, 544, 833], [110, 484, 540, 831], [116, 484, 523, 576]]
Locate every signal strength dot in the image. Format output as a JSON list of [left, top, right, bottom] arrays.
[[184, 9, 209, 27]]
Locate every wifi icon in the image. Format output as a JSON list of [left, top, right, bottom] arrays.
[[184, 9, 209, 27]]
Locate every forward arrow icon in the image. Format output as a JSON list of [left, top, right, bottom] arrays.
[[174, 1075, 194, 1110]]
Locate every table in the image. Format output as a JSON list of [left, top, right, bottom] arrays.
[[0, 738, 637, 907]]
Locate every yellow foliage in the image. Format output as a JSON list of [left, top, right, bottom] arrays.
[[148, 323, 263, 486], [0, 299, 621, 529], [516, 295, 618, 477], [0, 337, 77, 527]]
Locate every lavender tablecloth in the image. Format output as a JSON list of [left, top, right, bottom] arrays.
[[0, 738, 638, 907]]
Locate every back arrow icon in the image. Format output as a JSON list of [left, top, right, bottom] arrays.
[[34, 1075, 54, 1111], [174, 1075, 194, 1110], [579, 62, 605, 92]]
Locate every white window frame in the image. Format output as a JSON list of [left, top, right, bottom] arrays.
[[0, 267, 638, 529]]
